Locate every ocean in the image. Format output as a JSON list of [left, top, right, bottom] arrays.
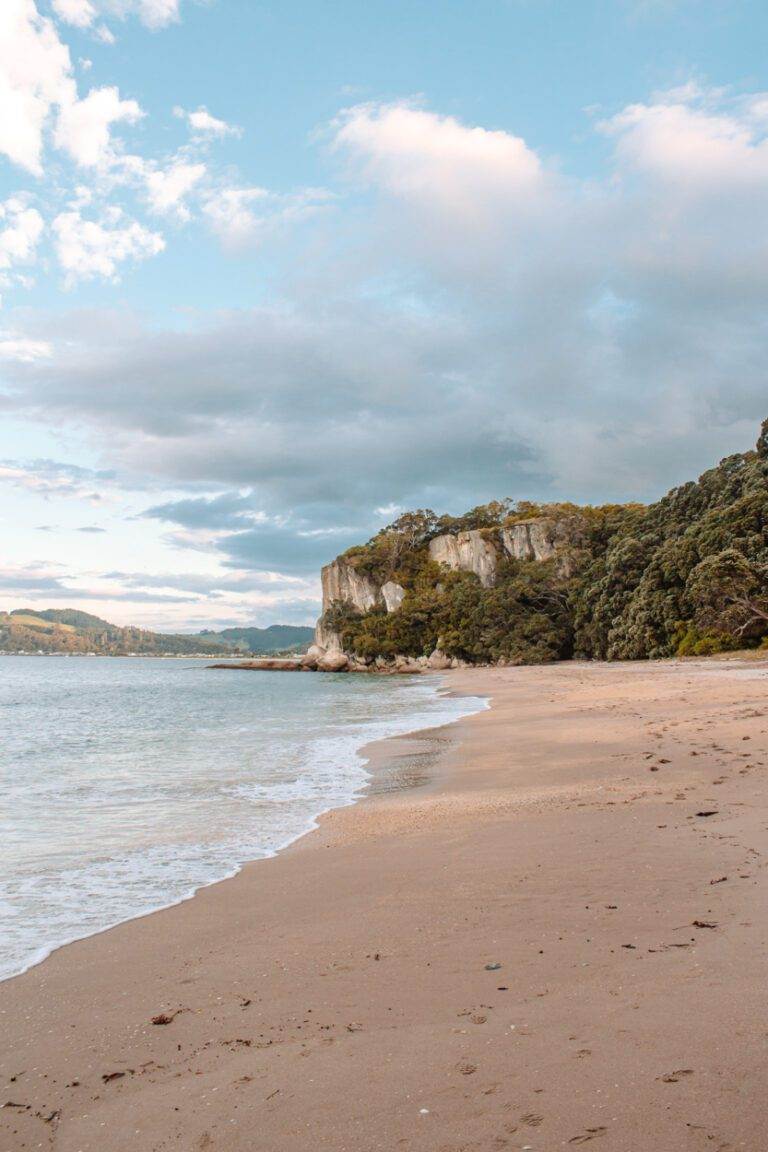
[[0, 656, 485, 981]]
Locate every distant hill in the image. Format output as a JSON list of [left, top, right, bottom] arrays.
[[0, 610, 314, 657], [197, 625, 315, 653]]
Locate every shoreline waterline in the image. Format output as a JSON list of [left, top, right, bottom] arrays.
[[1, 661, 487, 984]]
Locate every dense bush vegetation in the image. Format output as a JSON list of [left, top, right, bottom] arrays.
[[322, 421, 768, 664]]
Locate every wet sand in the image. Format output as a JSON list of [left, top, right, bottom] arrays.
[[2, 659, 768, 1151]]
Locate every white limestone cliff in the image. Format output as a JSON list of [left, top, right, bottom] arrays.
[[321, 558, 380, 613], [501, 519, 557, 562], [314, 559, 406, 650], [381, 580, 406, 612], [427, 529, 498, 587]]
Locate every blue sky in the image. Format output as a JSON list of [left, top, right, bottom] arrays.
[[1, 0, 768, 630]]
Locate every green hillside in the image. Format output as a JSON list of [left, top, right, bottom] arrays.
[[198, 625, 315, 652]]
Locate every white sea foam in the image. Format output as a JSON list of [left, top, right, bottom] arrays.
[[1, 657, 486, 981]]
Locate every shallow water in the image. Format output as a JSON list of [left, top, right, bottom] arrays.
[[0, 656, 485, 981]]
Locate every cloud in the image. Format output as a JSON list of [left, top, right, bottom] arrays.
[[0, 197, 43, 258], [52, 207, 165, 284], [0, 0, 76, 174], [52, 0, 97, 30], [5, 85, 768, 583], [201, 186, 331, 249], [0, 564, 75, 593], [141, 493, 365, 574], [0, 4, 307, 289], [104, 0, 181, 30], [0, 335, 51, 361], [600, 88, 768, 189], [53, 0, 183, 33], [218, 523, 369, 576], [0, 2, 150, 182], [0, 197, 44, 299], [105, 568, 311, 595], [76, 524, 106, 532], [325, 100, 564, 286], [0, 458, 115, 498], [331, 101, 546, 241], [144, 158, 206, 218], [174, 104, 241, 138], [54, 84, 144, 167], [140, 491, 263, 530]]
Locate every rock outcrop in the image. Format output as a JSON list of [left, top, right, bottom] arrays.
[[317, 650, 349, 672], [381, 580, 405, 612], [501, 519, 558, 563], [428, 530, 497, 587], [321, 558, 380, 614], [314, 616, 343, 652], [315, 561, 407, 649], [208, 659, 306, 671]]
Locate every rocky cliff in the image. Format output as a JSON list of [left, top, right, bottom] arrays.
[[427, 530, 497, 587], [501, 519, 560, 563], [315, 558, 406, 651], [313, 516, 570, 661], [314, 421, 768, 667]]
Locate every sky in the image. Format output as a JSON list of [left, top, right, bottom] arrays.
[[1, 0, 768, 632]]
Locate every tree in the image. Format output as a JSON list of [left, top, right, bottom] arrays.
[[685, 549, 768, 639]]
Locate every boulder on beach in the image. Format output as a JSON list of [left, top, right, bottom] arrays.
[[427, 649, 452, 670], [318, 651, 350, 672]]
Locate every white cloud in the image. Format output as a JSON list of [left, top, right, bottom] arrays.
[[93, 22, 116, 43], [54, 84, 144, 167], [145, 159, 206, 218], [52, 0, 97, 29], [332, 101, 544, 217], [0, 3, 144, 179], [0, 197, 45, 271], [174, 105, 241, 138], [202, 186, 331, 248], [201, 186, 270, 246], [0, 0, 76, 174], [52, 208, 164, 284], [108, 0, 181, 29], [602, 95, 768, 187], [53, 0, 182, 32], [0, 336, 51, 362]]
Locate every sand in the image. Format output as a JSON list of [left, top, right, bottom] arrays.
[[2, 659, 768, 1152]]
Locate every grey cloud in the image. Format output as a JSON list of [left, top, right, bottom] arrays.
[[77, 526, 107, 533], [140, 494, 366, 575], [218, 524, 365, 575], [0, 572, 72, 592], [0, 458, 117, 498], [139, 492, 258, 531], [104, 568, 313, 595], [0, 568, 200, 604]]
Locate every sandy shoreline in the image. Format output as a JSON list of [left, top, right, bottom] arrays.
[[3, 660, 768, 1150]]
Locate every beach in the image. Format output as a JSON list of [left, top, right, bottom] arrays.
[[2, 658, 768, 1151]]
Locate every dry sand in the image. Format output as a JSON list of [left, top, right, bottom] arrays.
[[2, 659, 768, 1151]]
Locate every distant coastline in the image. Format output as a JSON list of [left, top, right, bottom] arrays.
[[0, 608, 313, 658]]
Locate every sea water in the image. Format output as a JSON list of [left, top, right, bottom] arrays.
[[0, 656, 485, 981]]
